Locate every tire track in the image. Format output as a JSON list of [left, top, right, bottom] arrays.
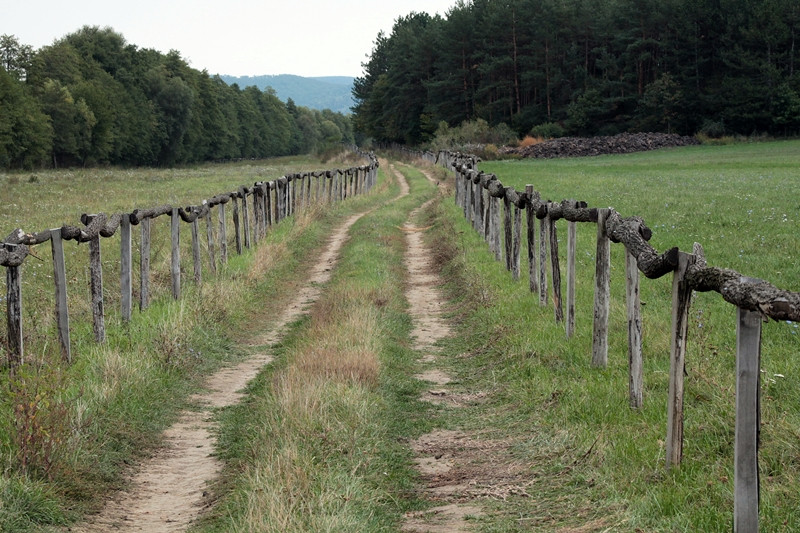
[[397, 164, 484, 533]]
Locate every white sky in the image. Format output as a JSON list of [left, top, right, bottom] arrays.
[[1, 0, 457, 77]]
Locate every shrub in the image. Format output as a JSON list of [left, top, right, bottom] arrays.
[[530, 122, 565, 139], [699, 119, 726, 138]]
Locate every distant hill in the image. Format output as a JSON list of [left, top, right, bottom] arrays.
[[219, 74, 355, 115]]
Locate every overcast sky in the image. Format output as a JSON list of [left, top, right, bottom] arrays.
[[1, 0, 457, 78]]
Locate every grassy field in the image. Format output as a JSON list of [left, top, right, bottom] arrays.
[[1, 141, 798, 531], [421, 140, 800, 530], [0, 153, 375, 531]]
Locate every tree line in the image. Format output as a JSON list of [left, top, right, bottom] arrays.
[[352, 0, 800, 145], [0, 27, 354, 169]]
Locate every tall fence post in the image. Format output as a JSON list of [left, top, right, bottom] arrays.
[[251, 187, 261, 244], [219, 201, 228, 265], [191, 217, 202, 284], [592, 208, 611, 367], [204, 207, 216, 276], [50, 229, 70, 362], [512, 205, 522, 281], [170, 207, 180, 300], [492, 196, 502, 261], [242, 190, 251, 249], [566, 202, 578, 338], [626, 249, 643, 408], [474, 178, 482, 232], [232, 195, 242, 255], [140, 218, 151, 310], [525, 185, 538, 294], [5, 258, 23, 366], [88, 223, 105, 343], [735, 279, 762, 533], [549, 211, 563, 322], [666, 251, 696, 468], [503, 193, 513, 271], [538, 210, 548, 306], [120, 215, 132, 321]]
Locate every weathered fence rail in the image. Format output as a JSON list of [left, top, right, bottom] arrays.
[[432, 149, 799, 532], [1, 151, 378, 366]]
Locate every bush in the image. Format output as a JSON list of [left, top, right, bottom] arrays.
[[699, 119, 726, 138], [530, 122, 565, 139], [429, 119, 519, 152]]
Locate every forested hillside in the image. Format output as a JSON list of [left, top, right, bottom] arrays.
[[0, 28, 354, 169], [353, 0, 800, 144]]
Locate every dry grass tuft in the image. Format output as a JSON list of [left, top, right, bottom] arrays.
[[292, 345, 380, 388], [518, 135, 545, 148], [247, 241, 290, 282]]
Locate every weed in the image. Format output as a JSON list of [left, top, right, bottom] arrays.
[[6, 362, 75, 480]]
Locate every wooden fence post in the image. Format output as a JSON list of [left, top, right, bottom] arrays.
[[472, 181, 483, 231], [5, 258, 23, 366], [88, 228, 105, 343], [219, 201, 228, 265], [465, 174, 472, 220], [242, 191, 251, 249], [592, 208, 611, 367], [266, 182, 273, 228], [232, 195, 242, 255], [549, 212, 563, 322], [503, 194, 513, 271], [455, 170, 462, 208], [626, 249, 643, 408], [512, 206, 522, 281], [171, 207, 180, 300], [539, 211, 548, 306], [140, 218, 151, 309], [566, 204, 577, 338], [666, 251, 696, 468], [526, 185, 538, 294], [251, 188, 261, 244], [191, 217, 201, 284], [50, 229, 71, 362], [735, 279, 762, 533], [290, 176, 297, 213], [120, 215, 132, 321], [492, 196, 502, 261], [204, 207, 216, 276]]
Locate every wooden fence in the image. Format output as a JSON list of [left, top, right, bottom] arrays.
[[433, 150, 800, 533], [1, 151, 378, 366]]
